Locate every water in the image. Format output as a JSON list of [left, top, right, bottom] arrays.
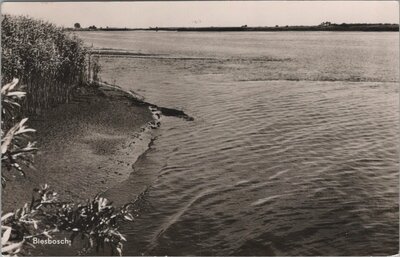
[[77, 31, 399, 255]]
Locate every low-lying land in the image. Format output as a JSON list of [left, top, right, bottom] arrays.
[[68, 23, 399, 32]]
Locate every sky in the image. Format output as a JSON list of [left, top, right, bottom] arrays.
[[1, 1, 398, 28]]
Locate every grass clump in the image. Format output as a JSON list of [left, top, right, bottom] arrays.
[[1, 15, 92, 115]]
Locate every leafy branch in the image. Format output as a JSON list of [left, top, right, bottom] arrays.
[[2, 184, 135, 256]]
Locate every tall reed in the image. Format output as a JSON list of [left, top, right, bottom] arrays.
[[1, 15, 93, 116]]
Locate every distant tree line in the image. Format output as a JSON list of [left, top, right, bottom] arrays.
[[67, 22, 398, 32], [170, 23, 399, 32]]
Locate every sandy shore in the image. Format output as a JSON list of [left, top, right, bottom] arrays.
[[2, 84, 154, 211]]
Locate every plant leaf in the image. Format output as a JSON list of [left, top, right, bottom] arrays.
[[1, 227, 12, 245], [1, 213, 14, 222], [1, 240, 23, 253]]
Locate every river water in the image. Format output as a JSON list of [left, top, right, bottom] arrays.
[[77, 31, 399, 255]]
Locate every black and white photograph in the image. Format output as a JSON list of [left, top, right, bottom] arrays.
[[0, 1, 399, 256]]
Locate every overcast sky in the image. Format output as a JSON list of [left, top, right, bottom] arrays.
[[1, 1, 398, 28]]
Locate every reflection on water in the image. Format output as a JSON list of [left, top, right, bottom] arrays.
[[79, 31, 398, 255]]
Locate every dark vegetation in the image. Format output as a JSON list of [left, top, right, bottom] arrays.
[[170, 23, 399, 32], [1, 15, 135, 256], [67, 22, 399, 32], [1, 15, 89, 116]]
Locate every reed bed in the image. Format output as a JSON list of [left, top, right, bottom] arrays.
[[1, 15, 94, 115]]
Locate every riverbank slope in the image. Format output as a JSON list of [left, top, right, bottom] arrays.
[[2, 84, 154, 211]]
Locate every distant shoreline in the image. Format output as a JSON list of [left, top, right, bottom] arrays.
[[67, 23, 399, 32]]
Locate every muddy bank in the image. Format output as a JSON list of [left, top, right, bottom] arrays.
[[94, 80, 194, 121], [2, 84, 154, 211]]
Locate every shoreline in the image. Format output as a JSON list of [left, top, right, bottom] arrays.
[[94, 80, 194, 121], [2, 83, 157, 211]]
